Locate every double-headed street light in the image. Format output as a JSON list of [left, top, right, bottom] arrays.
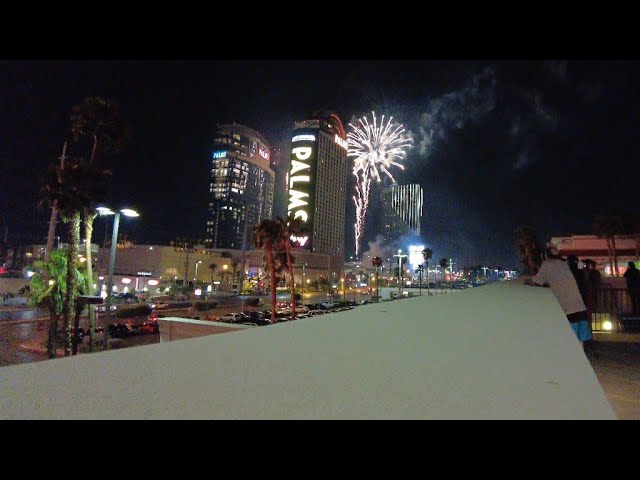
[[97, 207, 140, 348]]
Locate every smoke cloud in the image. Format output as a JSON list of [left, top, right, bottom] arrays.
[[360, 234, 393, 262], [414, 66, 497, 158]]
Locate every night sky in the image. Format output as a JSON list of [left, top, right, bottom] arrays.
[[2, 60, 640, 269]]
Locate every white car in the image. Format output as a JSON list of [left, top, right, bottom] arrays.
[[219, 313, 243, 323]]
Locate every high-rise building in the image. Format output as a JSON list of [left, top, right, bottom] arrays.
[[287, 113, 349, 259], [380, 183, 423, 246], [205, 124, 274, 250]]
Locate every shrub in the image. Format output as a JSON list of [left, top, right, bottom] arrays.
[[115, 304, 152, 318], [194, 300, 218, 312]]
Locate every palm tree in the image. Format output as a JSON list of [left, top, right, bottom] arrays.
[[253, 219, 285, 323], [371, 256, 383, 300], [41, 159, 109, 355], [594, 211, 625, 276], [422, 248, 433, 294], [231, 260, 239, 287], [208, 262, 217, 287], [281, 215, 309, 320], [29, 250, 67, 358], [439, 258, 449, 284], [515, 225, 542, 275], [71, 96, 124, 351]]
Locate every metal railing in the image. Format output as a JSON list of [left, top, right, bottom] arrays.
[[591, 287, 640, 333]]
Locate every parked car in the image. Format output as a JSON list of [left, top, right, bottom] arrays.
[[138, 320, 159, 334], [107, 323, 135, 338], [219, 313, 243, 323]]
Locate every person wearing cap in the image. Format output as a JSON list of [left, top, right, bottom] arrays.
[[525, 245, 592, 348]]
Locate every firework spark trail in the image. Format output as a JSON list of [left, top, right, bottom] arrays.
[[348, 112, 412, 256]]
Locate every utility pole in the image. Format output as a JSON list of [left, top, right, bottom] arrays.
[[239, 203, 251, 294], [45, 142, 66, 262], [183, 242, 191, 287]]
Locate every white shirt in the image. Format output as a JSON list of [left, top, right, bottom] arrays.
[[532, 258, 586, 315]]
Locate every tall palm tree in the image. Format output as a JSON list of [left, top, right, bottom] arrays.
[[231, 260, 239, 287], [594, 211, 625, 276], [371, 256, 383, 300], [439, 258, 449, 284], [515, 225, 542, 275], [422, 248, 433, 294], [208, 262, 217, 287], [253, 219, 285, 323], [281, 215, 309, 320], [71, 96, 124, 351], [41, 159, 109, 355]]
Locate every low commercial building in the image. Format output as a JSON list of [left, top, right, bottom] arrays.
[[94, 245, 240, 295], [551, 235, 640, 276]]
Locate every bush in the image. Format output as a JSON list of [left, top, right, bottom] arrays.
[[194, 300, 218, 311], [115, 304, 152, 318]]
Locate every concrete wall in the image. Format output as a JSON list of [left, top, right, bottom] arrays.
[[0, 282, 616, 419], [158, 317, 253, 342]]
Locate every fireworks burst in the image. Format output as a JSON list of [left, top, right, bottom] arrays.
[[348, 112, 412, 256]]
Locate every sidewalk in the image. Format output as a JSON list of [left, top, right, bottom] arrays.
[[588, 338, 640, 420]]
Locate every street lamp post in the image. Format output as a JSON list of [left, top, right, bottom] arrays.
[[302, 262, 307, 294], [194, 260, 202, 282], [340, 277, 345, 302], [393, 249, 407, 297], [97, 207, 139, 349], [222, 264, 228, 290]]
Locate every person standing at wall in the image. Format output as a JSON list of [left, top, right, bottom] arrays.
[[525, 246, 592, 349]]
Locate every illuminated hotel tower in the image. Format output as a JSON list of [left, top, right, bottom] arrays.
[[205, 124, 274, 249], [380, 183, 423, 246], [287, 113, 349, 257]]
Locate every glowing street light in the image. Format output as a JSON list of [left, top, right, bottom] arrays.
[[393, 249, 408, 297], [194, 260, 203, 282], [97, 206, 140, 348]]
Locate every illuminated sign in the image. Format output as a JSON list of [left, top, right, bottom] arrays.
[[290, 234, 309, 247], [212, 151, 227, 159], [408, 245, 425, 269], [288, 130, 317, 251], [258, 146, 270, 160], [334, 134, 348, 150], [292, 134, 316, 142]]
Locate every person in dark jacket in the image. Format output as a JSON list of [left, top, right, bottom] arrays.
[[624, 261, 640, 314], [567, 255, 587, 301]]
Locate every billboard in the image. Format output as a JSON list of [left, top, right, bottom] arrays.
[[408, 245, 425, 269], [287, 128, 317, 250]]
